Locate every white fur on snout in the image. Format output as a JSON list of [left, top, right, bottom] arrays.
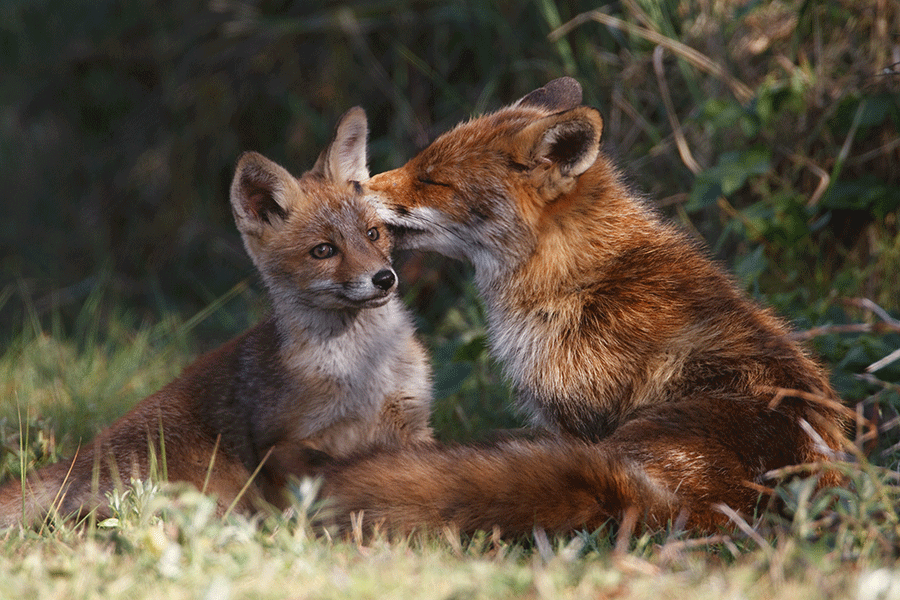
[[374, 204, 469, 260], [374, 203, 524, 293], [306, 270, 396, 309]]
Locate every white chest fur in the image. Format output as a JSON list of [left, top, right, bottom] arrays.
[[278, 297, 421, 440]]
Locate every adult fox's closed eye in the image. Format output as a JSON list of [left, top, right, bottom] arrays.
[[321, 78, 848, 536], [0, 107, 432, 527]]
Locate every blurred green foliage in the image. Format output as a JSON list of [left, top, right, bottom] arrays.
[[1, 0, 898, 450]]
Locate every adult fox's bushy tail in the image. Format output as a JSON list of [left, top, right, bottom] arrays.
[[325, 438, 678, 535], [325, 396, 838, 534], [320, 78, 848, 536]]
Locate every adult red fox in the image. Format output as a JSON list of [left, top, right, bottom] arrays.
[[321, 79, 847, 535], [0, 107, 432, 527]]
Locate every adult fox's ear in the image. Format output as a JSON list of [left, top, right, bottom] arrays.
[[230, 151, 300, 238], [310, 106, 369, 185], [514, 106, 603, 199], [515, 77, 583, 112]]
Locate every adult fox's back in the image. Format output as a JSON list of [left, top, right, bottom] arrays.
[[321, 79, 847, 535]]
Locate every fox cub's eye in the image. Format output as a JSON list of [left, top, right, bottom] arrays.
[[366, 227, 380, 241], [310, 243, 337, 259]]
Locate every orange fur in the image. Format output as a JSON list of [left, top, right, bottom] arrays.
[[321, 79, 847, 536], [0, 108, 432, 527]]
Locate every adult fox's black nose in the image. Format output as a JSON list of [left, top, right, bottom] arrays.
[[372, 269, 396, 291]]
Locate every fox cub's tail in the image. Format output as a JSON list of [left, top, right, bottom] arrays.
[[0, 461, 79, 528]]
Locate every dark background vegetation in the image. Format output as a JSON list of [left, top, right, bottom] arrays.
[[1, 0, 898, 452]]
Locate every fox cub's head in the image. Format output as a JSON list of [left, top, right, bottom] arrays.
[[230, 107, 397, 312], [366, 77, 604, 272]]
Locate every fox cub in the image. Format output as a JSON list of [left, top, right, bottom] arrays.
[[0, 107, 432, 527], [321, 79, 847, 535]]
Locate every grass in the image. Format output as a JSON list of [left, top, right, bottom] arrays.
[[0, 467, 892, 600], [2, 0, 899, 597], [0, 460, 896, 599], [1, 268, 898, 599]]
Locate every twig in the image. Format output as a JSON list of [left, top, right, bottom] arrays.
[[653, 46, 700, 175], [353, 511, 368, 550], [878, 415, 900, 433], [880, 439, 900, 457], [651, 45, 763, 238], [714, 503, 771, 557], [656, 193, 689, 207], [610, 91, 659, 144], [659, 533, 741, 563], [201, 434, 221, 495], [780, 151, 831, 208], [336, 9, 430, 147], [222, 445, 273, 520], [766, 460, 900, 482], [799, 417, 836, 458], [763, 386, 857, 421], [835, 101, 866, 172], [849, 136, 900, 165], [533, 526, 555, 562], [443, 523, 463, 557], [856, 373, 900, 394], [868, 348, 900, 374], [550, 10, 754, 103], [764, 387, 865, 459], [612, 509, 661, 576], [846, 298, 900, 326], [794, 298, 900, 374], [614, 505, 639, 555], [857, 401, 880, 450], [619, 0, 655, 30], [40, 448, 82, 535], [790, 322, 900, 341]]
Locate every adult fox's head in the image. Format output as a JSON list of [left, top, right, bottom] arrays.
[[230, 107, 397, 317], [366, 78, 605, 278]]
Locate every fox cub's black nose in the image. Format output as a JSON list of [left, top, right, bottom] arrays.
[[372, 269, 396, 291]]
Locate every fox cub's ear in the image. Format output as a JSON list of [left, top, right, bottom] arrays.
[[515, 106, 603, 198], [311, 106, 369, 185], [230, 151, 300, 237]]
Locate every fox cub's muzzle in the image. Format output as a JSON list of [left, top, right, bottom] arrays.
[[333, 267, 397, 308]]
